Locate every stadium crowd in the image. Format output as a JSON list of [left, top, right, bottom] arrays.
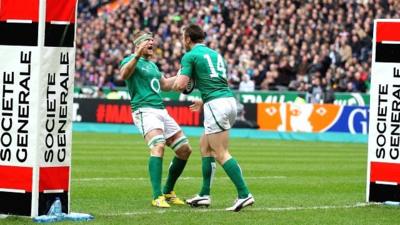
[[75, 0, 400, 97]]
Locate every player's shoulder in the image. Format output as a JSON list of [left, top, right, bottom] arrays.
[[186, 45, 208, 57], [120, 54, 135, 67], [205, 46, 219, 54], [123, 54, 135, 61], [183, 45, 218, 59], [198, 45, 219, 56], [182, 51, 195, 61]]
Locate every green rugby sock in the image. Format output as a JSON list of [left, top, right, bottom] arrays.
[[199, 157, 216, 196], [222, 158, 250, 199], [163, 156, 187, 194], [148, 156, 163, 199]]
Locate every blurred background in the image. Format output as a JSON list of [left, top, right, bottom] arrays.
[[75, 0, 398, 102]]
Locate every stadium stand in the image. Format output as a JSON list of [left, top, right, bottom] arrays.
[[75, 0, 399, 94]]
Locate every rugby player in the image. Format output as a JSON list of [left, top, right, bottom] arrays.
[[120, 31, 192, 208], [173, 24, 254, 212]]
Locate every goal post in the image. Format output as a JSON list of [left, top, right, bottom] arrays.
[[0, 0, 77, 217], [367, 19, 400, 202]]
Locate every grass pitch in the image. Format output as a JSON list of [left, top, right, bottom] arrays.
[[1, 132, 399, 225]]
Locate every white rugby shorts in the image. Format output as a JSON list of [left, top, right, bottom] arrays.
[[203, 97, 237, 134], [132, 108, 181, 139]]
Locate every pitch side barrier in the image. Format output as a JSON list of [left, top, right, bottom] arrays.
[[72, 98, 368, 143], [0, 0, 77, 217]]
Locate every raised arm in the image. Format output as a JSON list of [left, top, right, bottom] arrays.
[[120, 55, 140, 80], [120, 41, 148, 80]]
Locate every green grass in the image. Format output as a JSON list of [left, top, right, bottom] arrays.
[[1, 132, 399, 225]]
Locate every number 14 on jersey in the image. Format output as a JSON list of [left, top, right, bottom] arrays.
[[204, 54, 227, 79]]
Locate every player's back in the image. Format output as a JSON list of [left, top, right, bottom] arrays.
[[184, 44, 234, 103]]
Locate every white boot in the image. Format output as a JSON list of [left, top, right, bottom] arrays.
[[186, 195, 211, 207], [225, 194, 254, 212]]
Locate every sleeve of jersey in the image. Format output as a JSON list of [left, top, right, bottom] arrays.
[[119, 55, 134, 69], [180, 53, 193, 78]]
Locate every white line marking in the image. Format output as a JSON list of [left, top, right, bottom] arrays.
[[0, 188, 26, 193], [43, 189, 64, 193], [73, 176, 287, 182], [375, 181, 398, 186], [382, 41, 400, 44], [6, 19, 32, 23], [101, 202, 380, 216], [50, 21, 70, 25]]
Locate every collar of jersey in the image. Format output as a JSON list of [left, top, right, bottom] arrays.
[[192, 43, 205, 50]]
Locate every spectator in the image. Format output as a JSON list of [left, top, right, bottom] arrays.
[[339, 36, 353, 66], [75, 0, 400, 95], [307, 75, 324, 104], [239, 74, 255, 92]]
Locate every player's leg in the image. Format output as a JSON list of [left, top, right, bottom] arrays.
[[204, 98, 254, 211], [162, 111, 192, 205], [162, 131, 191, 205], [145, 129, 171, 208], [186, 134, 215, 207], [133, 109, 169, 208], [198, 134, 216, 197], [207, 130, 254, 211], [208, 131, 250, 198]]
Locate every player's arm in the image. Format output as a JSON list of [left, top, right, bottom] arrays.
[[160, 76, 177, 91], [120, 55, 140, 80], [119, 41, 148, 80], [172, 54, 192, 92], [172, 75, 190, 92]]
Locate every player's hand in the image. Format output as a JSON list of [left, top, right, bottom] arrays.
[[189, 100, 203, 112], [135, 40, 149, 57]]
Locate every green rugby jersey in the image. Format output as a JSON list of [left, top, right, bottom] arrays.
[[120, 54, 164, 111], [180, 44, 234, 103]]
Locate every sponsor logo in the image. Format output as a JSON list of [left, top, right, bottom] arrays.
[[257, 103, 368, 134]]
